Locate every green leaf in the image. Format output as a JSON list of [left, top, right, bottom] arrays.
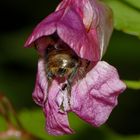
[[103, 0, 140, 38], [125, 80, 140, 90], [124, 0, 140, 10], [18, 109, 140, 140], [19, 109, 47, 140]]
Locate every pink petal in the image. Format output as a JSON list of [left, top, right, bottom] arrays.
[[94, 0, 113, 57], [56, 0, 96, 29], [44, 80, 73, 135], [32, 59, 73, 135], [24, 0, 101, 61], [56, 86, 71, 111], [24, 9, 64, 47], [71, 61, 126, 127], [56, 0, 113, 58], [54, 0, 100, 61], [57, 7, 99, 61], [24, 0, 113, 61], [32, 59, 48, 107]]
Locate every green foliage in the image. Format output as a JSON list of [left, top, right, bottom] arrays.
[[103, 0, 140, 38], [19, 109, 140, 140], [19, 109, 46, 140], [124, 0, 140, 9]]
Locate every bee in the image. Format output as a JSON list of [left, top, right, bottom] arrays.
[[45, 40, 81, 90], [38, 34, 91, 93]]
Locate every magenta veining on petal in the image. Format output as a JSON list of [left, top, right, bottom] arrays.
[[24, 0, 126, 136]]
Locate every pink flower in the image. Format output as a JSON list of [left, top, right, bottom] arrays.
[[24, 0, 126, 136]]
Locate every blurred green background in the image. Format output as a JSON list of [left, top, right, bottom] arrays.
[[0, 0, 140, 140]]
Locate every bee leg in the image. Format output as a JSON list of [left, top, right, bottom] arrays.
[[69, 66, 78, 81], [46, 71, 54, 93], [46, 71, 54, 80], [86, 60, 90, 68], [67, 81, 71, 94], [66, 68, 77, 105], [67, 67, 78, 95], [62, 83, 67, 91]]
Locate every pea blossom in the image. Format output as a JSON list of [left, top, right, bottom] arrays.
[[24, 0, 126, 136]]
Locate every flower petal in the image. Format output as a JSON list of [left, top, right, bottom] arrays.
[[24, 9, 65, 47], [56, 86, 71, 111], [44, 80, 73, 135], [24, 0, 100, 61], [33, 59, 73, 135], [56, 0, 113, 59], [56, 0, 94, 30], [57, 7, 100, 61], [56, 0, 100, 61], [94, 0, 113, 57], [71, 61, 126, 127], [32, 59, 48, 107]]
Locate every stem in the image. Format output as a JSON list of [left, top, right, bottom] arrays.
[[0, 95, 23, 129], [124, 80, 140, 90], [0, 94, 42, 140]]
